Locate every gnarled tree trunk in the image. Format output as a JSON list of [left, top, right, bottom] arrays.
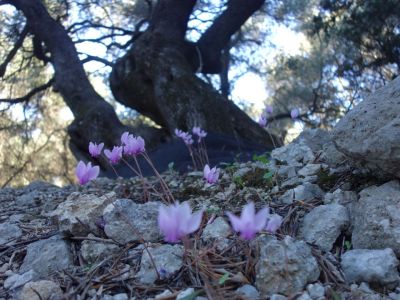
[[110, 0, 280, 148]]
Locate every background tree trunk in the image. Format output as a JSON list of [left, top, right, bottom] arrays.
[[110, 0, 279, 148], [7, 0, 166, 164]]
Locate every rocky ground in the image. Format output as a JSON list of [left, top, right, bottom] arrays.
[[1, 77, 400, 300]]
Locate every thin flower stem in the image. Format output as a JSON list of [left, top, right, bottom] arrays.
[[186, 145, 198, 170], [121, 157, 164, 201], [101, 154, 120, 177], [141, 152, 174, 203], [200, 139, 209, 165], [133, 156, 150, 202]]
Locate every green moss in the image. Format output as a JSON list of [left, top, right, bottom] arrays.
[[239, 168, 274, 188], [316, 169, 339, 191]]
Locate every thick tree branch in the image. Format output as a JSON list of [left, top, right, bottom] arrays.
[[0, 78, 54, 104], [151, 0, 197, 41], [0, 24, 29, 77], [197, 0, 265, 73]]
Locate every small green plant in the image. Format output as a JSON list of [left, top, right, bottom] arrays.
[[218, 272, 229, 285], [233, 176, 245, 188], [252, 152, 270, 164], [344, 240, 352, 251]]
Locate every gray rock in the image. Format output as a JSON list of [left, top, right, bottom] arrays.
[[389, 292, 400, 300], [235, 284, 260, 300], [277, 166, 298, 179], [323, 189, 357, 206], [20, 280, 63, 300], [306, 283, 325, 299], [176, 288, 195, 300], [269, 295, 287, 300], [332, 76, 400, 178], [136, 244, 184, 284], [341, 248, 399, 289], [281, 177, 303, 189], [352, 181, 400, 255], [320, 141, 349, 167], [101, 293, 129, 300], [4, 270, 38, 290], [271, 141, 315, 165], [296, 292, 312, 300], [155, 290, 173, 299], [293, 183, 325, 202], [49, 192, 116, 236], [103, 199, 161, 244], [298, 164, 323, 177], [0, 222, 22, 245], [201, 217, 231, 241], [299, 204, 350, 251], [254, 235, 320, 296], [19, 235, 73, 279], [278, 189, 294, 204], [293, 129, 331, 152], [81, 236, 120, 263], [15, 191, 41, 207]]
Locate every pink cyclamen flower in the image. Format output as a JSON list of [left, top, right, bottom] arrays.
[[89, 142, 104, 158], [175, 129, 194, 145], [158, 201, 203, 243], [258, 115, 267, 127], [266, 214, 283, 234], [75, 161, 99, 185], [290, 108, 300, 119], [104, 146, 123, 164], [192, 126, 207, 141], [203, 164, 220, 184], [226, 202, 269, 240], [265, 105, 273, 114], [121, 132, 145, 156]]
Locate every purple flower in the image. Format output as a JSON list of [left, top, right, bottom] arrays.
[[265, 105, 273, 114], [89, 142, 104, 158], [266, 214, 282, 234], [121, 132, 145, 156], [175, 129, 188, 139], [258, 114, 267, 127], [158, 201, 203, 243], [75, 161, 99, 185], [203, 164, 220, 184], [290, 108, 300, 119], [226, 202, 269, 240], [192, 126, 207, 141], [175, 128, 194, 145], [104, 146, 123, 164]]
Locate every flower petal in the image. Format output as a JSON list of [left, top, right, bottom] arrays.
[[185, 209, 203, 234], [226, 212, 242, 232], [241, 202, 255, 224], [254, 207, 269, 231]]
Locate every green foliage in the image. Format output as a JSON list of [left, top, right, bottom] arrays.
[[218, 272, 229, 285], [252, 152, 270, 164], [344, 240, 352, 251]]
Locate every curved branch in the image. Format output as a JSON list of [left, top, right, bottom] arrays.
[[196, 0, 265, 74], [0, 77, 54, 104], [80, 55, 113, 67], [0, 24, 29, 77]]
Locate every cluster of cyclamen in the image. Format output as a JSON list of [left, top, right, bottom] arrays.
[[75, 132, 146, 184], [175, 126, 209, 171], [158, 201, 282, 243], [175, 127, 207, 145], [75, 133, 280, 243], [258, 105, 300, 128]]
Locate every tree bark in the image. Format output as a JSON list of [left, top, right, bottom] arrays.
[[7, 0, 166, 164], [110, 0, 279, 148]]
